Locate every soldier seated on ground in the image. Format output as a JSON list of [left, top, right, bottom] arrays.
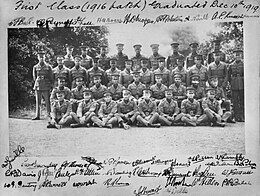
[[97, 92, 118, 129], [47, 90, 77, 129], [179, 87, 201, 126], [50, 76, 71, 104], [70, 88, 101, 128], [158, 89, 183, 126], [136, 89, 161, 128], [115, 89, 139, 130], [70, 76, 86, 113], [209, 76, 235, 123], [197, 88, 227, 127]]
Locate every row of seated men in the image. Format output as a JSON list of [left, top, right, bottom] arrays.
[[47, 72, 234, 129]]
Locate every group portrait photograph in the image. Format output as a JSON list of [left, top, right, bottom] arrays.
[[8, 21, 245, 156]]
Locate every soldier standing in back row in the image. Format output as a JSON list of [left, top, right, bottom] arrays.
[[228, 49, 244, 122], [148, 44, 164, 71], [207, 38, 226, 65], [80, 44, 93, 70], [63, 45, 75, 69], [186, 42, 200, 70], [131, 44, 146, 71], [167, 42, 184, 72], [32, 50, 53, 120], [97, 45, 110, 71], [114, 43, 128, 71], [208, 51, 228, 90]]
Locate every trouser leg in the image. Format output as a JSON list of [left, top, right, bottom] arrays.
[[222, 111, 231, 122], [70, 112, 80, 123], [35, 90, 41, 117], [158, 115, 172, 126], [91, 115, 103, 127], [148, 112, 159, 124], [196, 114, 210, 125], [136, 115, 149, 126], [42, 90, 51, 115], [106, 116, 118, 126], [181, 115, 196, 126], [59, 115, 73, 126]]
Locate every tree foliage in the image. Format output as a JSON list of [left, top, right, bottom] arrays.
[[8, 27, 109, 111]]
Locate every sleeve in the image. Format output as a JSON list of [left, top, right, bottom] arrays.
[[180, 100, 186, 114], [110, 102, 117, 114], [89, 102, 97, 112], [70, 89, 75, 99], [117, 102, 122, 114], [98, 103, 104, 117], [201, 99, 209, 110], [50, 89, 56, 103], [174, 101, 180, 115], [166, 56, 170, 69], [77, 102, 83, 117], [157, 100, 164, 115], [65, 102, 72, 116], [195, 101, 201, 116], [48, 66, 54, 85], [66, 89, 72, 100], [138, 101, 145, 116], [50, 102, 57, 119], [151, 101, 157, 114]]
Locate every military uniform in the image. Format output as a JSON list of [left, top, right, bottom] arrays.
[[76, 97, 100, 126], [148, 54, 165, 71], [97, 94, 118, 128], [136, 89, 161, 127], [180, 87, 201, 126], [187, 65, 208, 87], [114, 43, 128, 71], [169, 74, 187, 107], [50, 86, 71, 104], [52, 56, 70, 87], [153, 57, 169, 87], [79, 44, 93, 70], [108, 83, 125, 101], [106, 58, 121, 86], [185, 43, 200, 69], [150, 83, 168, 100], [158, 92, 182, 126], [48, 92, 75, 128], [128, 81, 146, 100], [87, 58, 108, 87], [208, 60, 228, 88], [32, 51, 53, 120], [115, 89, 139, 127], [228, 49, 244, 121], [70, 85, 86, 112], [207, 39, 226, 65], [63, 45, 75, 69], [120, 68, 133, 88], [171, 66, 187, 86], [167, 42, 184, 71], [197, 88, 230, 126], [70, 65, 87, 89], [131, 44, 146, 71], [140, 68, 153, 87], [90, 84, 107, 101], [97, 54, 110, 71]]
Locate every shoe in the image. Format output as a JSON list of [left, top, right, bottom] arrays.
[[47, 124, 55, 128], [213, 122, 225, 127], [55, 124, 62, 129], [123, 123, 130, 130], [150, 123, 161, 128], [70, 123, 82, 128], [227, 118, 236, 123], [32, 116, 40, 120], [105, 124, 113, 129], [86, 123, 91, 127], [136, 122, 143, 127]]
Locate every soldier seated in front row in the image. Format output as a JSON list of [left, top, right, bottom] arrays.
[[197, 88, 227, 127], [115, 89, 139, 130], [136, 89, 161, 128], [180, 87, 201, 126], [97, 92, 118, 129], [71, 89, 101, 128], [47, 91, 77, 129], [70, 76, 87, 113], [157, 89, 183, 126], [50, 76, 71, 104]]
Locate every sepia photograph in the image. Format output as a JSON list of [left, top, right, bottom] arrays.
[[8, 21, 245, 157]]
